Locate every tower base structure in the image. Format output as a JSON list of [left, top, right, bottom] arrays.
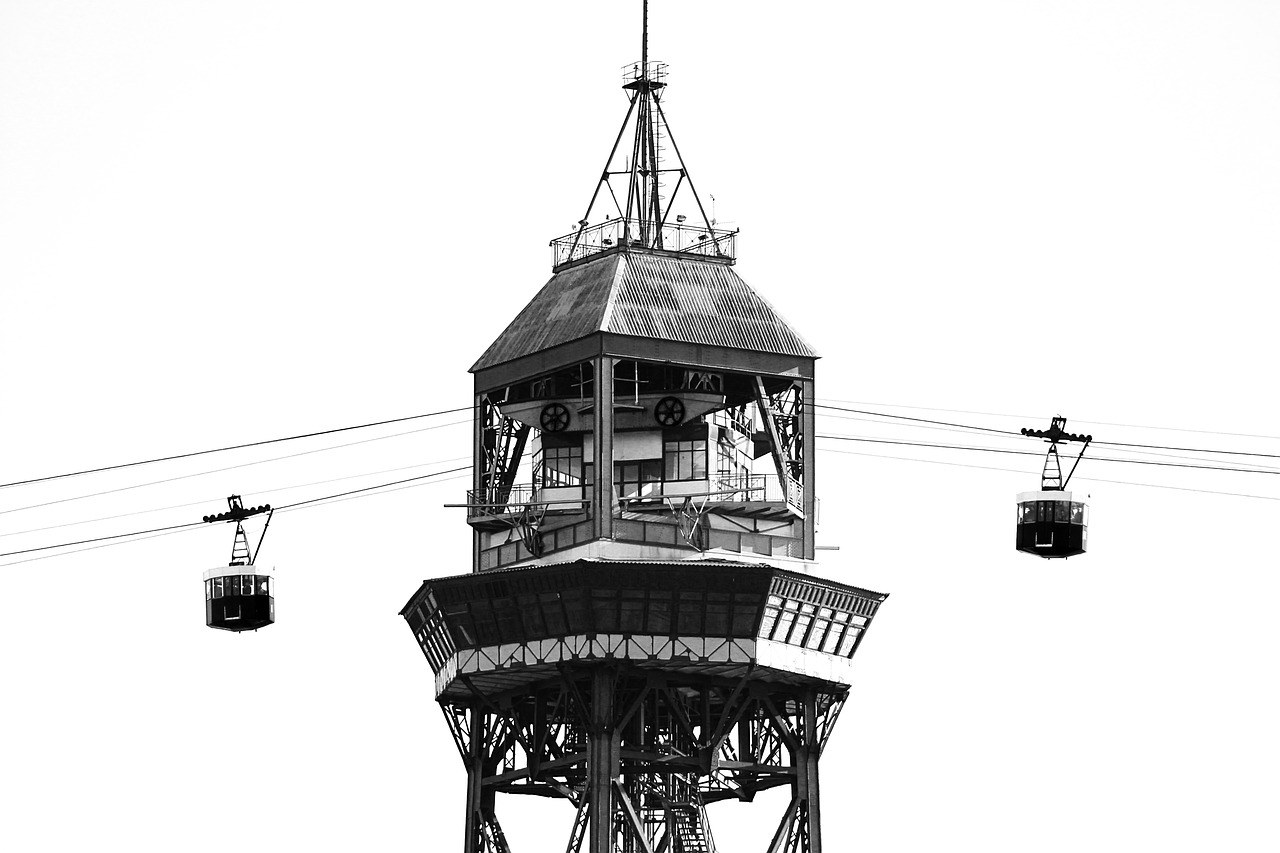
[[402, 558, 887, 853]]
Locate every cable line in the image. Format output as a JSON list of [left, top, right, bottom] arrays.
[[814, 404, 1021, 436], [0, 418, 470, 517], [816, 404, 1280, 461], [819, 447, 1280, 502], [273, 467, 471, 512], [0, 456, 471, 540], [816, 434, 1280, 475], [814, 411, 1280, 472], [0, 520, 207, 558], [0, 406, 471, 490], [0, 466, 472, 561]]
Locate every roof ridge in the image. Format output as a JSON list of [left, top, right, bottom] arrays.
[[597, 252, 626, 333]]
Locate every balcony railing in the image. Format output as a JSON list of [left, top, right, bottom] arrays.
[[551, 219, 737, 268], [468, 473, 803, 521]]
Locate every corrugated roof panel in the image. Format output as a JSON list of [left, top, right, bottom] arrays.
[[471, 256, 622, 371], [610, 255, 816, 358], [471, 250, 816, 372]]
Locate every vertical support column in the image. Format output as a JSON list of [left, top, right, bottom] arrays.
[[587, 667, 618, 853], [799, 378, 816, 560], [464, 704, 485, 853], [797, 690, 822, 853], [592, 356, 616, 541], [472, 393, 486, 573]]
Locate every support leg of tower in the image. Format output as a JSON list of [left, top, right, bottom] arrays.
[[587, 667, 618, 853], [464, 704, 485, 853], [798, 690, 822, 853]]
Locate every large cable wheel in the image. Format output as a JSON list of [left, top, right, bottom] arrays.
[[654, 396, 685, 427], [540, 403, 570, 433]]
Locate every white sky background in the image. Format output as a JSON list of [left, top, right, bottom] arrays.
[[2, 1, 1279, 850]]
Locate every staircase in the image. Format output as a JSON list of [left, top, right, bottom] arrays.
[[670, 803, 715, 853]]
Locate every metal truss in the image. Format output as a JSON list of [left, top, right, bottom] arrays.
[[753, 379, 805, 516], [479, 396, 531, 509], [439, 665, 846, 852]]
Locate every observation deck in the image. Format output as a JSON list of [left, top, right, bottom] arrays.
[[551, 219, 737, 271]]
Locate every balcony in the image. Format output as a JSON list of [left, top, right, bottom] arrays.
[[551, 219, 737, 270], [465, 473, 800, 528]]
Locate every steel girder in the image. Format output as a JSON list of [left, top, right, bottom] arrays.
[[479, 396, 531, 509], [440, 665, 846, 853]]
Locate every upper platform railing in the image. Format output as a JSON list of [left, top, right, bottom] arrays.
[[551, 219, 737, 269]]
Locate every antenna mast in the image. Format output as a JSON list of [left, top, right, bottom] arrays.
[[556, 0, 726, 267]]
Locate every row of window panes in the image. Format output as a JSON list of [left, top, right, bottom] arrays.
[[205, 575, 271, 600], [664, 440, 707, 481], [444, 589, 763, 646], [615, 460, 663, 499], [546, 449, 707, 493], [758, 595, 863, 658], [417, 625, 453, 672], [1017, 501, 1086, 525], [542, 446, 585, 487]]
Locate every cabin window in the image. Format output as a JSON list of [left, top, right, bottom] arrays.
[[759, 595, 782, 639], [1054, 502, 1069, 523], [705, 593, 731, 635], [541, 446, 584, 487], [822, 613, 849, 654], [807, 607, 833, 650], [1018, 503, 1035, 524], [258, 577, 271, 596], [1071, 503, 1085, 524], [837, 627, 859, 658], [213, 578, 224, 599], [663, 440, 707, 481], [615, 460, 662, 498], [773, 600, 799, 642], [792, 603, 816, 647]]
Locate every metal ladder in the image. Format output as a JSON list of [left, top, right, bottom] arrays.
[[670, 803, 713, 853]]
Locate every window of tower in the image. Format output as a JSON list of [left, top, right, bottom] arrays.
[[615, 460, 662, 498], [663, 440, 707, 481], [541, 445, 584, 487]]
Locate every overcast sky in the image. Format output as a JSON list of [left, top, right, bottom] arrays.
[[2, 2, 1279, 851]]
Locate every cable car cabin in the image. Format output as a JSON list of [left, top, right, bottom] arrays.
[[1016, 491, 1088, 559], [204, 565, 275, 631]]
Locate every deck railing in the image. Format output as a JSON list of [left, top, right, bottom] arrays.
[[467, 473, 803, 519], [551, 219, 737, 268]]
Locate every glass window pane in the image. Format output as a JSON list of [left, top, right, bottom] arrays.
[[773, 609, 796, 642], [648, 598, 672, 634], [791, 614, 813, 645], [1071, 502, 1084, 524], [806, 619, 829, 649], [1055, 502, 1069, 523], [705, 603, 730, 635], [213, 578, 223, 598], [620, 600, 645, 633], [837, 628, 858, 657]]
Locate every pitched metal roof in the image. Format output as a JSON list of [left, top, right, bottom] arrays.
[[471, 251, 816, 371]]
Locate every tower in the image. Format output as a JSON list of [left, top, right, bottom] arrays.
[[401, 7, 888, 851]]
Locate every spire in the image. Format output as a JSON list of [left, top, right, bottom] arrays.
[[552, 0, 733, 269]]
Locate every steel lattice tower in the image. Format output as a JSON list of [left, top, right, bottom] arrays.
[[401, 5, 888, 851]]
